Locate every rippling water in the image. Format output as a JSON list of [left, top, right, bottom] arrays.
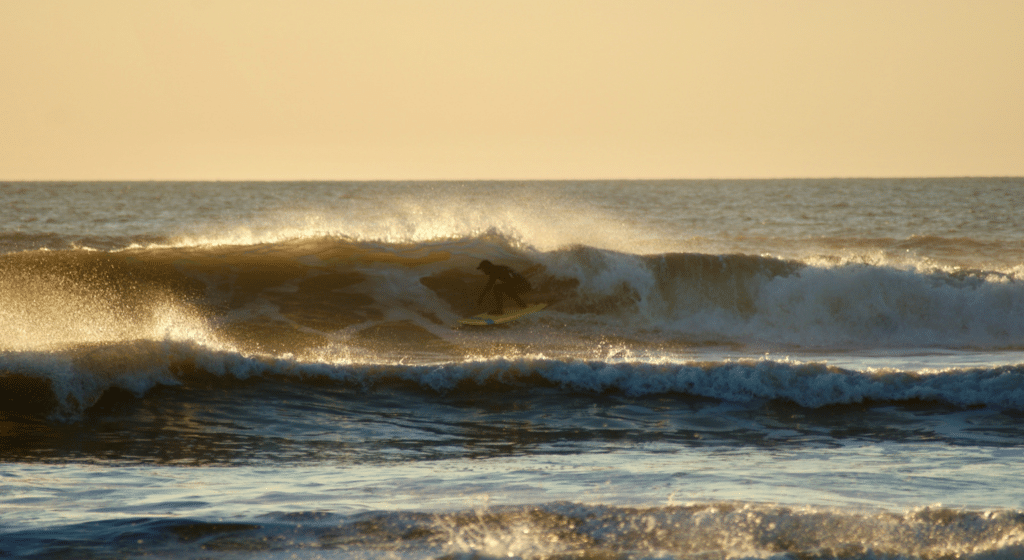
[[2, 179, 1023, 559]]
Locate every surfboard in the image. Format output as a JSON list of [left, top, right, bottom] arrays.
[[457, 303, 547, 326]]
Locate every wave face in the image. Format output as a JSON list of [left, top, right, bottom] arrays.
[[1, 233, 1022, 354]]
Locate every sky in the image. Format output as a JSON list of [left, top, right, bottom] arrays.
[[2, 0, 1022, 180]]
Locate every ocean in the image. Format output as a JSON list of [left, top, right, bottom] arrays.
[[1, 179, 1023, 559]]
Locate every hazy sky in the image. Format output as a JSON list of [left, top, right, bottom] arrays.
[[2, 0, 1021, 180]]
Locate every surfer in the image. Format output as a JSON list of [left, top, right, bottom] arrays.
[[476, 260, 530, 315]]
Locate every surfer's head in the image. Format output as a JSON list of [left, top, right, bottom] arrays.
[[477, 260, 493, 272]]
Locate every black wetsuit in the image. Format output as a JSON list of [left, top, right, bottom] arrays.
[[478, 264, 529, 314]]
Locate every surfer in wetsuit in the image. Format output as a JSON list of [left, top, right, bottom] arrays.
[[476, 260, 529, 315]]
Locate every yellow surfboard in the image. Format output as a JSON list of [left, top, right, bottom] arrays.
[[457, 303, 547, 326]]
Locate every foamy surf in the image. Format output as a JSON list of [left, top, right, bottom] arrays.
[[5, 502, 1024, 560]]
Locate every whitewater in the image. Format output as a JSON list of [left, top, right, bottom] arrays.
[[2, 179, 1024, 559]]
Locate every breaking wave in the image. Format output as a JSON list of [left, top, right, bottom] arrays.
[[1, 233, 1021, 355], [3, 341, 1024, 419]]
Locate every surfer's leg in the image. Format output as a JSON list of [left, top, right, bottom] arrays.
[[490, 286, 506, 315], [511, 290, 525, 308], [511, 278, 528, 307]]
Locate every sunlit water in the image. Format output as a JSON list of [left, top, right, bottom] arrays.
[[2, 179, 1023, 559]]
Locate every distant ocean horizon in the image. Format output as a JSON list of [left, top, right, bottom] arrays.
[[3, 178, 1024, 559]]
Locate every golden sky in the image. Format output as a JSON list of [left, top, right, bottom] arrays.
[[2, 0, 1021, 180]]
